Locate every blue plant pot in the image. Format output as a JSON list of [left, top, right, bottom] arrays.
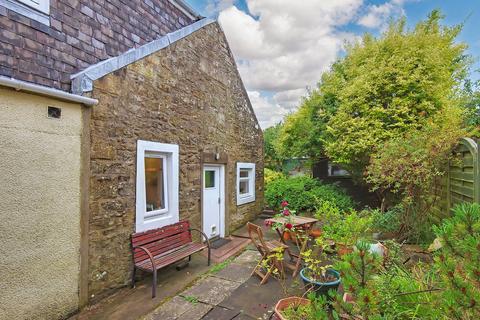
[[300, 268, 341, 298]]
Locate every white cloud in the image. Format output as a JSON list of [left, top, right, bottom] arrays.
[[205, 0, 235, 15], [247, 91, 289, 129], [273, 88, 308, 111], [217, 0, 364, 128], [357, 0, 413, 29]]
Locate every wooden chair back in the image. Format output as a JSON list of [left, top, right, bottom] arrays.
[[131, 220, 191, 265], [247, 222, 269, 255]]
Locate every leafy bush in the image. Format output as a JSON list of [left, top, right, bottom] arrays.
[[370, 205, 403, 233], [264, 176, 355, 212], [264, 168, 284, 187], [373, 264, 442, 319], [320, 208, 373, 245], [433, 202, 480, 318], [333, 241, 442, 320]]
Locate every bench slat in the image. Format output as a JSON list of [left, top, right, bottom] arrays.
[[132, 221, 191, 247], [133, 233, 192, 264], [136, 243, 207, 271]]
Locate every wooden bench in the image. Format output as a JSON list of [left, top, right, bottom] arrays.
[[131, 220, 210, 298]]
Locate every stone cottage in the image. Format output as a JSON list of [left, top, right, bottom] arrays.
[[0, 1, 263, 319]]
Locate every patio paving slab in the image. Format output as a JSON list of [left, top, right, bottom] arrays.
[[212, 262, 254, 283], [180, 276, 241, 305], [232, 313, 256, 320], [146, 296, 196, 320], [219, 273, 304, 319], [202, 306, 240, 320], [71, 254, 210, 320], [233, 249, 261, 266], [176, 302, 212, 320]]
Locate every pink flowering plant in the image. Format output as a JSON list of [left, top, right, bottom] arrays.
[[265, 200, 298, 232]]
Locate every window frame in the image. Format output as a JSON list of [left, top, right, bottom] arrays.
[[0, 0, 50, 25], [236, 162, 256, 205], [143, 152, 169, 217], [136, 140, 179, 232], [327, 161, 350, 177], [17, 0, 49, 14]]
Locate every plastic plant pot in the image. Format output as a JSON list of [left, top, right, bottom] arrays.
[[300, 268, 341, 298]]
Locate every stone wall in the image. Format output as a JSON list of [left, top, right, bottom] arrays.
[[87, 22, 263, 299], [0, 0, 194, 91], [0, 87, 83, 319]]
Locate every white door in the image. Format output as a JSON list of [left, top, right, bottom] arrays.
[[203, 165, 225, 239]]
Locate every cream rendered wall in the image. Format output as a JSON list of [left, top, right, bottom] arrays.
[[0, 87, 83, 319]]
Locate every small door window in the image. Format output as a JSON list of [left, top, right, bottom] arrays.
[[205, 170, 215, 188]]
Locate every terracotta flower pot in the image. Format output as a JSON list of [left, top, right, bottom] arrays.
[[337, 243, 353, 256], [309, 229, 322, 238], [274, 297, 310, 320], [282, 230, 291, 241]]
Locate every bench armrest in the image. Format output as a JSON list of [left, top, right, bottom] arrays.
[[133, 245, 156, 270], [189, 228, 211, 248]]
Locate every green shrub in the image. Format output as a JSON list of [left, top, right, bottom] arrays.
[[264, 168, 284, 187], [320, 208, 374, 245], [333, 241, 382, 318], [374, 264, 442, 320], [370, 205, 403, 233], [333, 241, 442, 320], [264, 176, 355, 212], [433, 202, 480, 318]]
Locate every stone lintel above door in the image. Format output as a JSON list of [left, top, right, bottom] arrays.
[[201, 151, 228, 164]]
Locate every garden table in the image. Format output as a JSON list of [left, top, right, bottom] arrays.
[[264, 216, 319, 277]]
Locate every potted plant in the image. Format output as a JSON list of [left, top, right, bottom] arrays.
[[274, 296, 311, 320], [274, 293, 331, 320], [299, 240, 341, 298]]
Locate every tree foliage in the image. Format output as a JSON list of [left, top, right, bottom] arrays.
[[263, 122, 284, 171], [324, 11, 470, 173], [277, 90, 335, 160]]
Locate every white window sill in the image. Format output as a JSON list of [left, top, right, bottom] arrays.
[[237, 194, 255, 206], [0, 0, 50, 25]]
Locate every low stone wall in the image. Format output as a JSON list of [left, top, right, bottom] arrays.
[[87, 22, 263, 299]]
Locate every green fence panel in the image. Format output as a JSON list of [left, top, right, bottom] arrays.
[[447, 138, 479, 210]]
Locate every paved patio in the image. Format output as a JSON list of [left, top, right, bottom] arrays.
[[71, 218, 305, 320], [144, 248, 304, 320]]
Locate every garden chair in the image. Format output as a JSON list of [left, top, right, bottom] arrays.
[[247, 222, 289, 285]]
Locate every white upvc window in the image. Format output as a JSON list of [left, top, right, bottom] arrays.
[[0, 0, 50, 25], [236, 162, 256, 205], [136, 140, 179, 232], [17, 0, 49, 14]]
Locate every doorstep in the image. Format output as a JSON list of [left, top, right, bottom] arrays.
[[202, 236, 251, 263]]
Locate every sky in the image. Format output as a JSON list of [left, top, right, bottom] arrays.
[[186, 0, 480, 129]]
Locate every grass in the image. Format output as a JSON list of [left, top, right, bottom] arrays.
[[207, 257, 235, 274], [183, 295, 199, 304]]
